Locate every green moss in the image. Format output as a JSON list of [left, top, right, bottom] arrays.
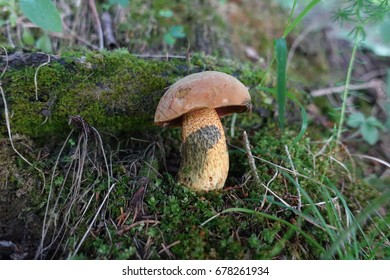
[[1, 50, 266, 142], [3, 113, 383, 260], [1, 49, 386, 260], [2, 50, 166, 138]]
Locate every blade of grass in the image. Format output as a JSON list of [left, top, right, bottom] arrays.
[[258, 86, 308, 143], [282, 171, 348, 258], [366, 214, 390, 259], [259, 0, 319, 111], [267, 221, 299, 259], [281, 171, 335, 231], [292, 99, 308, 144], [217, 207, 325, 253], [336, 41, 359, 144], [322, 190, 390, 260], [275, 38, 287, 130], [247, 196, 335, 232], [319, 182, 359, 259], [323, 177, 377, 258], [259, 55, 276, 87], [259, 0, 319, 108], [283, 0, 321, 37], [284, 0, 297, 37], [201, 207, 325, 254]]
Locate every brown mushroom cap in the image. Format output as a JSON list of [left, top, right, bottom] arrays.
[[154, 71, 251, 127]]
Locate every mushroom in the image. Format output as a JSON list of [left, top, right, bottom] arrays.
[[154, 71, 251, 192]]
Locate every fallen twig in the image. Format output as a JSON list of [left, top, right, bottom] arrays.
[[311, 79, 384, 97], [101, 12, 118, 49], [88, 0, 104, 50], [117, 220, 160, 235], [285, 145, 302, 211], [243, 131, 262, 188], [243, 131, 291, 208], [158, 240, 181, 256], [34, 53, 51, 100]]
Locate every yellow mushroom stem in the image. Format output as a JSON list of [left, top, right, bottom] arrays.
[[178, 108, 229, 192]]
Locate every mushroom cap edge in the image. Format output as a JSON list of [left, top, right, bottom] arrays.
[[154, 71, 251, 127]]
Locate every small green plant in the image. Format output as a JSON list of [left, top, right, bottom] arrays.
[[0, 0, 63, 52], [0, 0, 18, 27], [259, 0, 319, 137], [163, 25, 186, 47], [332, 0, 389, 144], [19, 0, 62, 32], [19, 0, 62, 52], [260, 0, 321, 131], [157, 9, 186, 47], [347, 112, 386, 145]]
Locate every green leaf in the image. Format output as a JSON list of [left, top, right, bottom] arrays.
[[36, 33, 53, 53], [169, 25, 186, 38], [109, 0, 129, 7], [163, 33, 176, 46], [20, 0, 62, 32], [366, 116, 385, 129], [158, 9, 174, 18], [275, 38, 287, 130], [360, 123, 379, 145], [347, 112, 366, 128], [22, 28, 35, 46]]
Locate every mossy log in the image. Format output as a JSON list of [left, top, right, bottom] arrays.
[[0, 49, 264, 141], [0, 49, 268, 259]]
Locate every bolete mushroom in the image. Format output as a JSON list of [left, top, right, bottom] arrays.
[[154, 71, 251, 192]]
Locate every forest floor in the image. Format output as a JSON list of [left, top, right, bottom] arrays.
[[0, 0, 389, 260]]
